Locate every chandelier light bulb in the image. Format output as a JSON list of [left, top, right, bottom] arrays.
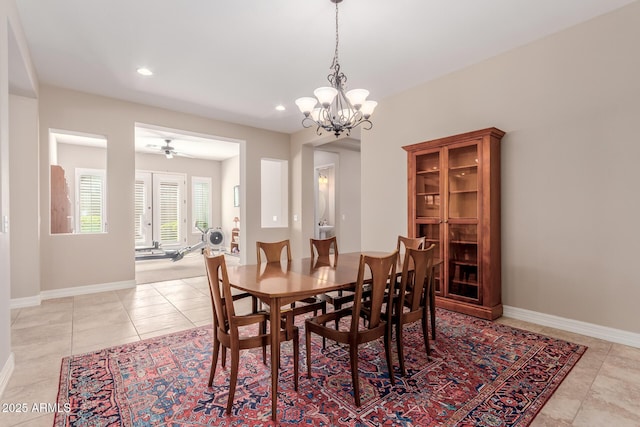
[[313, 87, 339, 108], [295, 97, 318, 115], [345, 89, 369, 109], [360, 100, 378, 119], [311, 107, 322, 122]]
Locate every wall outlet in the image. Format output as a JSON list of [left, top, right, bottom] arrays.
[[293, 214, 298, 221], [272, 215, 278, 222]]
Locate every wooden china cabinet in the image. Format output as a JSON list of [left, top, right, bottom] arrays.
[[403, 128, 504, 320]]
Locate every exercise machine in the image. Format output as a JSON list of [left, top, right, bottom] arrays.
[[135, 225, 224, 261]]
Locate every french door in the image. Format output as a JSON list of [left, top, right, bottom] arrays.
[[135, 172, 186, 248]]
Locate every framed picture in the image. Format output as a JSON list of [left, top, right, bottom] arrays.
[[233, 185, 239, 207]]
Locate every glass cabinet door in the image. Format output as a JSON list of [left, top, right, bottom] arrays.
[[447, 223, 479, 301], [415, 151, 440, 219], [448, 145, 478, 219], [446, 144, 480, 302], [417, 223, 441, 295]]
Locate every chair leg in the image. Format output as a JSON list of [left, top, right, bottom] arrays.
[[429, 285, 436, 340], [350, 343, 361, 407], [261, 321, 267, 364], [396, 320, 406, 377], [422, 307, 431, 358], [226, 344, 240, 415], [209, 338, 220, 386], [385, 323, 396, 385], [321, 304, 327, 350], [293, 329, 299, 392], [305, 326, 313, 378], [221, 347, 227, 368]]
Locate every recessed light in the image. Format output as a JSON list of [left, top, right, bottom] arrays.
[[275, 105, 286, 111], [137, 67, 153, 76]]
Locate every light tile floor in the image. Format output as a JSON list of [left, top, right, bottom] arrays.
[[2, 277, 639, 426]]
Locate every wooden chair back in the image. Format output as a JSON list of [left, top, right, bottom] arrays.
[[351, 251, 398, 333], [397, 235, 425, 254], [310, 236, 338, 257], [399, 244, 435, 313], [256, 239, 292, 263], [204, 249, 236, 334]]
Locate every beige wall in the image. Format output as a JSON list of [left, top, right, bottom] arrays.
[[38, 85, 290, 290], [9, 95, 39, 300], [221, 155, 239, 251], [361, 2, 640, 333]]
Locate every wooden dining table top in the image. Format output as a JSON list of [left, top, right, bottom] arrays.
[[225, 251, 389, 304]]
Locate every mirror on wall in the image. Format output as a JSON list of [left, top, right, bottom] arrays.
[[50, 130, 107, 234]]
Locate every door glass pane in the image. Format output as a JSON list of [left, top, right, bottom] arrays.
[[447, 224, 479, 301], [418, 223, 441, 294], [448, 145, 478, 219], [415, 152, 440, 218], [158, 181, 180, 244]]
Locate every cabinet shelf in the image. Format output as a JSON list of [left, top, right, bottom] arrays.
[[449, 164, 478, 171], [404, 127, 504, 320], [449, 189, 477, 194]]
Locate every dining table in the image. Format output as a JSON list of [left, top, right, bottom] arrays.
[[224, 251, 440, 421]]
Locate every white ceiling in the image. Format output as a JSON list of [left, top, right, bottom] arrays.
[[14, 0, 636, 135]]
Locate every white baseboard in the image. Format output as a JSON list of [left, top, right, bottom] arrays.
[[0, 353, 15, 399], [40, 280, 136, 300], [10, 294, 42, 309], [9, 280, 137, 308], [503, 305, 640, 349]]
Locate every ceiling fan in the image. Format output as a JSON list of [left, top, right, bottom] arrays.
[[146, 139, 191, 159], [161, 139, 177, 159]]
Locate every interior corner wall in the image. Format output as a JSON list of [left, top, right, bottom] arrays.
[[0, 1, 13, 377], [361, 2, 640, 334], [333, 148, 361, 253], [221, 155, 239, 250], [39, 85, 290, 289], [9, 94, 39, 299], [289, 133, 316, 258]]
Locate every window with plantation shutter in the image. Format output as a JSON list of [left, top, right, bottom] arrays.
[[159, 181, 180, 243], [151, 173, 185, 247], [75, 168, 106, 233], [192, 177, 211, 232], [134, 175, 150, 245]]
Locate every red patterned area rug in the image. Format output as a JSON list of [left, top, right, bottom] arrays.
[[54, 309, 585, 426]]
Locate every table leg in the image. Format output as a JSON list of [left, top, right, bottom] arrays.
[[430, 272, 436, 340], [270, 297, 280, 421]]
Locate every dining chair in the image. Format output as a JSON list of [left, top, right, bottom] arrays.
[[311, 237, 355, 312], [204, 249, 299, 414], [391, 244, 435, 376], [396, 235, 426, 261], [396, 235, 438, 340], [256, 239, 292, 264], [256, 239, 327, 332], [305, 251, 398, 407]]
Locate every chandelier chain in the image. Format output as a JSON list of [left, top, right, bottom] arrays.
[[332, 0, 340, 70]]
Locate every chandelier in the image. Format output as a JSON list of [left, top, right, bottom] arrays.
[[295, 0, 377, 138]]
